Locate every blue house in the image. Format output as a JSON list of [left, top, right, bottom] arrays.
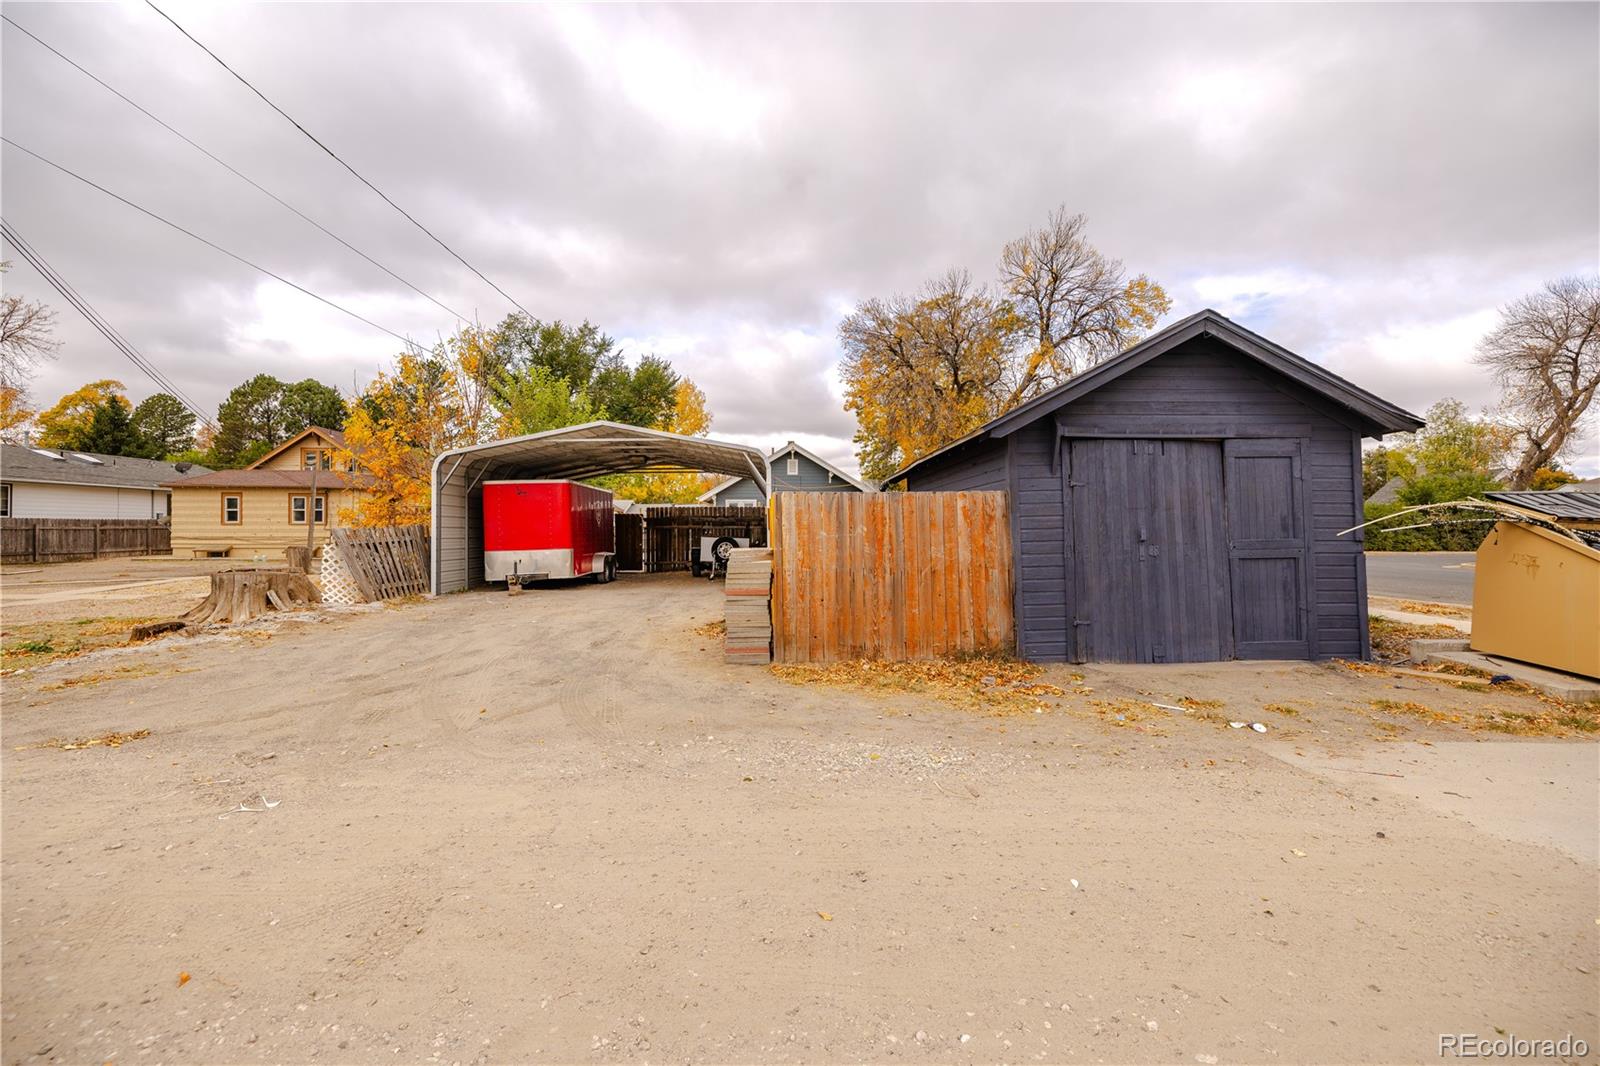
[[699, 441, 871, 505]]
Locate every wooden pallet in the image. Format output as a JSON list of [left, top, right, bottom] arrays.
[[723, 548, 773, 664], [328, 525, 431, 601]]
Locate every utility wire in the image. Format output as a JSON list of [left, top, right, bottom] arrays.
[[4, 137, 428, 349], [1, 218, 197, 413], [145, 0, 536, 320], [1, 217, 216, 429], [1, 219, 211, 425], [1, 13, 471, 326]]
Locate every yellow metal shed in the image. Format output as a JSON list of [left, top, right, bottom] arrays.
[[1471, 521, 1600, 680]]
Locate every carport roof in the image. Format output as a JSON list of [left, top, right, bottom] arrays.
[[431, 421, 771, 488]]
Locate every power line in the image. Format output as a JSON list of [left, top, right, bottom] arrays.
[[1, 217, 216, 429], [4, 136, 429, 349], [1, 218, 211, 425], [145, 0, 536, 320], [1, 13, 471, 326]]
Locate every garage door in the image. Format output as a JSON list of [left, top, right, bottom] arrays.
[[1067, 437, 1313, 663], [1068, 439, 1233, 663]]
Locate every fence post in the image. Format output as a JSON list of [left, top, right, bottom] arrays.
[[92, 524, 100, 559], [31, 521, 39, 564]]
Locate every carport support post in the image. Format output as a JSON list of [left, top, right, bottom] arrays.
[[431, 454, 466, 595]]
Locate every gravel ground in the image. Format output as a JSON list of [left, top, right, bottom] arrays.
[[1, 573, 1595, 1065]]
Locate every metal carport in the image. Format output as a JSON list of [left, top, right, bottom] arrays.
[[430, 421, 771, 593]]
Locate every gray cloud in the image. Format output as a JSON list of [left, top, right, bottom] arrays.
[[3, 2, 1596, 475]]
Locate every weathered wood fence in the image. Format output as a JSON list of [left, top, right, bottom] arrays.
[[643, 505, 766, 572], [770, 491, 1014, 663], [328, 525, 430, 600], [1, 517, 171, 563]]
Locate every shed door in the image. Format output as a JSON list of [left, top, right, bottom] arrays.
[[1223, 438, 1311, 659], [1068, 439, 1231, 663]]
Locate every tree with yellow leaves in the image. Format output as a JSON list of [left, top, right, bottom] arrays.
[[337, 333, 501, 527], [34, 379, 127, 448], [601, 379, 717, 503], [0, 386, 36, 442], [840, 208, 1170, 482]]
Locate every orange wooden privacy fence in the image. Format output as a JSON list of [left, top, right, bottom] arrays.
[[770, 491, 1014, 663]]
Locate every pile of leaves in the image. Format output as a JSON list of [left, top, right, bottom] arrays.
[[692, 619, 727, 639], [20, 729, 151, 752], [771, 654, 1066, 715]]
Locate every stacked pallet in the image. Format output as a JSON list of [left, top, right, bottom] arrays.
[[724, 547, 774, 664]]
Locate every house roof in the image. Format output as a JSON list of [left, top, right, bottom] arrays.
[[1366, 475, 1406, 505], [1556, 476, 1600, 493], [889, 308, 1426, 486], [163, 468, 374, 490], [1485, 490, 1600, 521], [246, 426, 347, 470], [696, 440, 872, 501], [1, 442, 211, 491]]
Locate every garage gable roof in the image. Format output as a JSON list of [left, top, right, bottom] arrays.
[[431, 421, 771, 488], [889, 308, 1425, 485]]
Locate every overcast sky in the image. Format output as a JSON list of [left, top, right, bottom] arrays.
[[3, 2, 1597, 475]]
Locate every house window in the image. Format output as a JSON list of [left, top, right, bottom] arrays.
[[302, 449, 332, 471], [221, 495, 242, 524], [0, 482, 11, 517], [786, 454, 799, 477], [289, 494, 327, 524]]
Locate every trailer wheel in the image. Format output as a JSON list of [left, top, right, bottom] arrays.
[[708, 536, 738, 579], [600, 557, 617, 583]]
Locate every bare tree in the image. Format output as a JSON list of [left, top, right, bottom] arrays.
[[1476, 276, 1600, 489], [998, 208, 1170, 407], [0, 261, 60, 393]]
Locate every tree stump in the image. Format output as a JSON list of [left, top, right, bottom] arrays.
[[284, 546, 313, 573], [181, 568, 322, 627]]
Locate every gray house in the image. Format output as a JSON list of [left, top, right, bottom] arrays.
[[890, 309, 1423, 665], [0, 443, 209, 519], [699, 441, 871, 505]]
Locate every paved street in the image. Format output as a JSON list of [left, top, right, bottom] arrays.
[[1366, 551, 1476, 605]]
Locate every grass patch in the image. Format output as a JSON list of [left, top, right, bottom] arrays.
[[1367, 615, 1462, 661], [1369, 698, 1464, 725], [771, 654, 1066, 715], [1389, 600, 1471, 619], [1, 616, 166, 671], [1263, 703, 1301, 717]]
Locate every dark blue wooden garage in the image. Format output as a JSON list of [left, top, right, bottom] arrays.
[[889, 309, 1424, 664]]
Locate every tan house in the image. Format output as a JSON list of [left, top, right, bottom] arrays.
[[164, 427, 373, 558]]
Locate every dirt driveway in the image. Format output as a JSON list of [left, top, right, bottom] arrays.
[[2, 574, 1595, 1065]]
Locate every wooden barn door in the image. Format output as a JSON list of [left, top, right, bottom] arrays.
[[1068, 439, 1231, 663], [1222, 438, 1311, 659]]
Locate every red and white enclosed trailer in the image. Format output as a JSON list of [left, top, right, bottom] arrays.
[[482, 479, 616, 587]]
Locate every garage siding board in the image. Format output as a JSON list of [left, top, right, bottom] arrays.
[[899, 319, 1412, 664], [1010, 422, 1068, 661]]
